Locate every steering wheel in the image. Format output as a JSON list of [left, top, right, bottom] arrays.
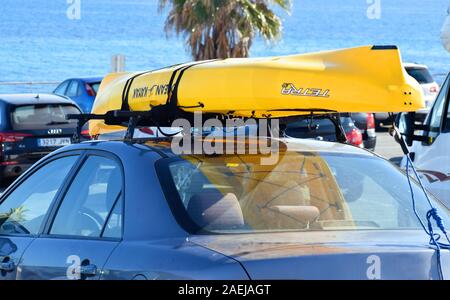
[[75, 207, 105, 236], [1, 220, 30, 235]]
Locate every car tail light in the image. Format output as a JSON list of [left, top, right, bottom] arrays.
[[139, 127, 155, 135], [0, 132, 33, 143], [85, 83, 96, 97], [430, 85, 439, 93], [366, 113, 375, 129], [345, 128, 363, 147], [81, 129, 91, 139], [0, 161, 19, 166]]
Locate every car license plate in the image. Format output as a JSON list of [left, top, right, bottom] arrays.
[[38, 137, 71, 147]]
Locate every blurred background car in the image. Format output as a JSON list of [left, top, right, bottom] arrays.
[[53, 77, 103, 113], [0, 94, 81, 180], [405, 63, 440, 123], [374, 63, 439, 127], [285, 113, 376, 150], [350, 113, 377, 150]]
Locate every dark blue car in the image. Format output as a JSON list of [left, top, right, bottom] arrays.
[[0, 94, 81, 180], [0, 137, 449, 280], [53, 77, 103, 113]]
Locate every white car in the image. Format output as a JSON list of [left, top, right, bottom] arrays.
[[397, 72, 449, 206], [375, 63, 439, 126], [404, 63, 440, 121]]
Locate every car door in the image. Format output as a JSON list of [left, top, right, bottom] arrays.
[[0, 154, 80, 280], [18, 151, 124, 280], [411, 74, 450, 205]]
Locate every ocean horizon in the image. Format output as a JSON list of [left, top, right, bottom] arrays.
[[0, 0, 449, 93]]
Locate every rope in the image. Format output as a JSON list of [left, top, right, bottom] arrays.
[[405, 154, 450, 280]]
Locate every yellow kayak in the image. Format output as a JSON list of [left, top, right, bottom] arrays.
[[90, 45, 424, 135]]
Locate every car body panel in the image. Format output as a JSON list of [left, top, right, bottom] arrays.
[[400, 72, 450, 206], [17, 237, 119, 280], [101, 238, 248, 280], [0, 236, 34, 280], [190, 230, 449, 279], [405, 132, 450, 206]]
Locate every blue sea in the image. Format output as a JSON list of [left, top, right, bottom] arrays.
[[0, 0, 449, 93]]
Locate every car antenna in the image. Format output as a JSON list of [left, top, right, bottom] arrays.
[[35, 94, 39, 99]]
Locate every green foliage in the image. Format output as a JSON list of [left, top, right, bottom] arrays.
[[159, 0, 291, 60]]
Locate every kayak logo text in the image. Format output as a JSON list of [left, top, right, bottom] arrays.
[[132, 84, 171, 99], [281, 83, 330, 98]]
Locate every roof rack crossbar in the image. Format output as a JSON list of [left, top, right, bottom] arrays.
[[67, 109, 348, 144]]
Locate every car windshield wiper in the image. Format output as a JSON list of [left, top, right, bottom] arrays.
[[46, 121, 69, 125]]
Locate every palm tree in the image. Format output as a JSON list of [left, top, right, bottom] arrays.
[[159, 0, 291, 60]]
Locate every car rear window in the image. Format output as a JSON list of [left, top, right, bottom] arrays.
[[90, 82, 101, 94], [160, 150, 450, 234], [405, 67, 434, 84], [285, 116, 354, 139], [12, 104, 80, 130]]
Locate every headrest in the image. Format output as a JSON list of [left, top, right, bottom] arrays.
[[187, 192, 244, 230], [269, 205, 320, 225]]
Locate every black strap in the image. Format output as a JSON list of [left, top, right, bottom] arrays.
[[121, 60, 217, 119], [120, 63, 186, 110], [166, 60, 217, 119], [121, 70, 154, 111]]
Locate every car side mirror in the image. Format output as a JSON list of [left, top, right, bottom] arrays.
[[393, 112, 430, 147]]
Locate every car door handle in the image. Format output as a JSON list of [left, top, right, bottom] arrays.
[[79, 264, 97, 277], [0, 259, 15, 272]]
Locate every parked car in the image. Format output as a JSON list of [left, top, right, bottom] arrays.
[[375, 63, 439, 127], [285, 113, 376, 150], [350, 113, 377, 150], [0, 94, 81, 180], [0, 136, 449, 280], [405, 63, 440, 122], [53, 77, 103, 113], [397, 71, 450, 205]]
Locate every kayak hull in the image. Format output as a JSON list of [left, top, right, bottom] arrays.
[[91, 45, 424, 135]]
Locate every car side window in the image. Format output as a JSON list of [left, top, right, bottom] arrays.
[[0, 156, 79, 235], [54, 80, 69, 95], [66, 80, 81, 97], [102, 196, 123, 239], [428, 76, 449, 138], [50, 155, 122, 238]]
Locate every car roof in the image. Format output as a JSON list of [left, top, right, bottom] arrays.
[[65, 77, 103, 83], [57, 136, 375, 159], [403, 62, 428, 69], [0, 93, 79, 106]]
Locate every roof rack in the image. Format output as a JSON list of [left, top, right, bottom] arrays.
[[67, 109, 348, 144]]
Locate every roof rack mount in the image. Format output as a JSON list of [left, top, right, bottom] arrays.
[[67, 109, 348, 144]]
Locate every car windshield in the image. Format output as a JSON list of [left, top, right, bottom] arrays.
[[405, 67, 434, 84], [164, 149, 450, 233], [12, 104, 80, 130]]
